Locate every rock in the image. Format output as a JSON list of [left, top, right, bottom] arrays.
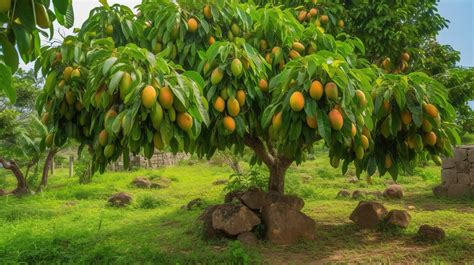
[[433, 184, 448, 197], [198, 205, 226, 239], [212, 179, 228, 185], [347, 177, 359, 183], [337, 189, 351, 198], [0, 189, 6, 196], [454, 148, 467, 162], [407, 205, 416, 211], [108, 192, 133, 207], [442, 169, 457, 184], [64, 201, 77, 206], [212, 205, 261, 236], [240, 187, 266, 210], [383, 184, 404, 199], [442, 157, 455, 169], [224, 190, 244, 204], [131, 177, 152, 188], [367, 191, 383, 198], [457, 173, 470, 185], [186, 198, 203, 210], [264, 191, 304, 211], [468, 149, 474, 163], [455, 161, 470, 173], [385, 209, 411, 228], [471, 171, 474, 183], [416, 225, 445, 242], [350, 201, 388, 229], [447, 184, 472, 198], [237, 232, 259, 245], [352, 190, 366, 200], [262, 202, 315, 245], [301, 174, 312, 184]]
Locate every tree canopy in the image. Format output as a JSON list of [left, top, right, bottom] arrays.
[[30, 0, 461, 193]]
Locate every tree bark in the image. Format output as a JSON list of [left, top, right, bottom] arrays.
[[0, 158, 29, 195], [243, 134, 293, 195], [38, 149, 56, 190]]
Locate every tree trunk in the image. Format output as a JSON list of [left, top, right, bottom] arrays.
[[268, 162, 291, 194], [0, 158, 29, 195], [39, 149, 56, 190], [243, 134, 293, 195]]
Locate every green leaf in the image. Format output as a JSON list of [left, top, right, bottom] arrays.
[[102, 56, 118, 75], [0, 62, 14, 103], [0, 34, 19, 73], [53, 0, 68, 14], [316, 107, 331, 143]]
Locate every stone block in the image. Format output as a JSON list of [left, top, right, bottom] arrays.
[[456, 161, 470, 173], [468, 149, 474, 163], [442, 157, 455, 169], [433, 185, 448, 197], [457, 173, 470, 185], [454, 148, 467, 162], [470, 171, 474, 184], [441, 169, 457, 184], [447, 184, 471, 198]]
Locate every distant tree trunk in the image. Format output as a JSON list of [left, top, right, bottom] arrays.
[[244, 134, 293, 195], [223, 154, 243, 175], [38, 149, 56, 190], [0, 158, 29, 195]]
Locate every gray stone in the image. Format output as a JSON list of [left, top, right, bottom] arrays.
[[470, 171, 474, 183], [240, 187, 266, 210], [417, 225, 445, 242], [385, 210, 411, 228], [262, 202, 315, 245], [108, 192, 132, 207], [433, 184, 448, 197], [447, 184, 472, 198], [186, 198, 203, 210], [457, 173, 471, 185], [337, 189, 351, 198], [454, 148, 467, 162], [456, 161, 470, 173], [198, 205, 226, 240], [441, 157, 455, 169], [350, 201, 388, 229], [442, 169, 457, 184], [383, 184, 404, 199], [237, 232, 258, 245], [347, 177, 359, 183], [352, 190, 367, 200], [212, 205, 261, 236], [468, 149, 474, 163]]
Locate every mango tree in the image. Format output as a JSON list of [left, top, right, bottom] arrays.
[[36, 0, 459, 195]]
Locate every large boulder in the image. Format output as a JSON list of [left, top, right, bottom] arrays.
[[240, 187, 266, 210], [433, 184, 448, 197], [447, 184, 472, 198], [350, 201, 388, 229], [385, 209, 411, 228], [416, 225, 445, 242], [212, 205, 261, 236], [262, 202, 315, 245], [198, 205, 226, 239], [131, 177, 152, 188], [264, 191, 304, 211], [383, 184, 404, 199], [108, 192, 133, 207]]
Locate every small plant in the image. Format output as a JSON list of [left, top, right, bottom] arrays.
[[227, 241, 249, 265], [225, 167, 267, 192]]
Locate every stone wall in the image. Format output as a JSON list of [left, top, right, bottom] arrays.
[[433, 146, 474, 198], [109, 151, 189, 171]]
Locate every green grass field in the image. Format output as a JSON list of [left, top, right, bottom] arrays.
[[0, 155, 473, 264]]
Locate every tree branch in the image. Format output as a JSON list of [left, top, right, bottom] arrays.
[[243, 133, 275, 166]]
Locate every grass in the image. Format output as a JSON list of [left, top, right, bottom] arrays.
[[0, 156, 473, 264]]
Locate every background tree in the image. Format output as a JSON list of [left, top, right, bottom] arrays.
[[35, 0, 459, 196]]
